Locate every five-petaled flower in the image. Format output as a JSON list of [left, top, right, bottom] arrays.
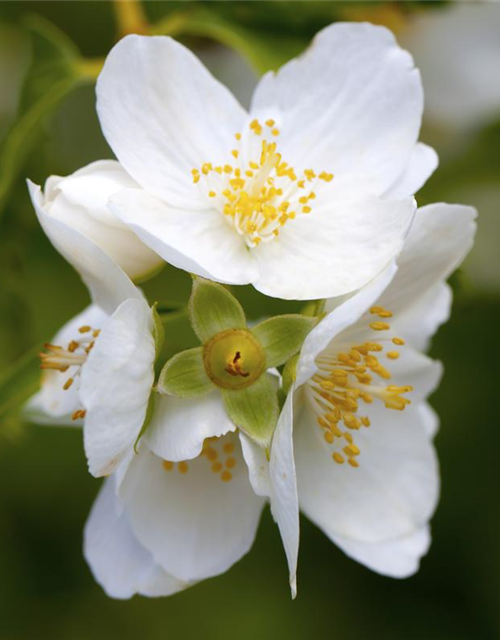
[[95, 22, 437, 300]]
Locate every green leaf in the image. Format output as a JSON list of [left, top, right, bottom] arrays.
[[0, 15, 83, 218], [221, 373, 279, 447], [158, 346, 213, 398], [252, 314, 316, 368], [189, 277, 246, 344]]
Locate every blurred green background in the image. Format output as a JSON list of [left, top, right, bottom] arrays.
[[0, 2, 499, 639]]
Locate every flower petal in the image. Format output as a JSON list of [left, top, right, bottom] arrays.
[[96, 35, 247, 208], [332, 525, 431, 578], [110, 188, 258, 284], [45, 160, 163, 280], [119, 440, 265, 582], [269, 389, 299, 598], [378, 203, 476, 345], [253, 197, 414, 300], [296, 264, 398, 387], [384, 143, 438, 199], [251, 22, 423, 195], [144, 392, 236, 463], [84, 476, 189, 599], [81, 299, 156, 477], [28, 180, 142, 315], [238, 432, 271, 498], [25, 305, 107, 425], [295, 399, 439, 546]]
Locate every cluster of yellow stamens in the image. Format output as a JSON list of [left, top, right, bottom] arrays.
[[39, 324, 100, 421], [308, 306, 412, 468], [191, 118, 334, 247], [162, 437, 237, 483]]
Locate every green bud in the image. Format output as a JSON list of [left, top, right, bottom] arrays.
[[151, 303, 165, 358], [203, 329, 265, 391], [251, 314, 316, 368], [221, 373, 279, 447], [158, 347, 212, 397], [189, 277, 246, 343]]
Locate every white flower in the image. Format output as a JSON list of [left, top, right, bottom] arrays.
[[269, 203, 476, 592], [32, 161, 163, 281], [95, 23, 436, 300], [26, 181, 157, 477], [401, 2, 500, 130], [84, 392, 269, 598]]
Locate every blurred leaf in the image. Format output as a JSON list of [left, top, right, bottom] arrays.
[[0, 344, 41, 446], [0, 15, 84, 218], [152, 5, 306, 73]]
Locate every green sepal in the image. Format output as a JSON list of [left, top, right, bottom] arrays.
[[221, 373, 279, 447], [282, 354, 299, 396], [151, 303, 165, 359], [301, 299, 326, 317], [158, 347, 213, 398], [189, 277, 246, 343], [251, 314, 316, 368], [134, 392, 155, 453]]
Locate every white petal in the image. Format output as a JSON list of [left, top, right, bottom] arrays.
[[297, 264, 398, 387], [253, 196, 414, 300], [269, 389, 299, 598], [81, 299, 156, 477], [144, 392, 236, 463], [45, 160, 163, 281], [378, 203, 476, 345], [96, 35, 247, 208], [120, 440, 265, 582], [295, 399, 439, 546], [332, 525, 431, 578], [239, 432, 271, 498], [28, 180, 142, 315], [110, 188, 258, 285], [24, 305, 107, 425], [84, 476, 189, 599], [384, 143, 438, 199], [251, 22, 423, 195]]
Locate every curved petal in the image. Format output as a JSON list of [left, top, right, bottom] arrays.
[[84, 477, 189, 599], [253, 196, 414, 300], [332, 525, 431, 578], [45, 160, 163, 281], [384, 143, 438, 199], [378, 203, 476, 344], [96, 35, 247, 208], [381, 203, 477, 310], [25, 305, 107, 425], [251, 22, 423, 195], [120, 439, 265, 583], [28, 180, 142, 315], [295, 399, 439, 546], [296, 264, 398, 387], [269, 390, 299, 598], [81, 299, 156, 477], [144, 392, 236, 463], [239, 432, 271, 498], [110, 188, 258, 285]]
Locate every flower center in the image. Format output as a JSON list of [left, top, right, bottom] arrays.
[[203, 328, 265, 390], [191, 119, 334, 247], [306, 306, 412, 468], [39, 324, 100, 421], [162, 436, 237, 483]]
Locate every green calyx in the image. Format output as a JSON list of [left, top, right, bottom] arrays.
[[158, 276, 317, 447]]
